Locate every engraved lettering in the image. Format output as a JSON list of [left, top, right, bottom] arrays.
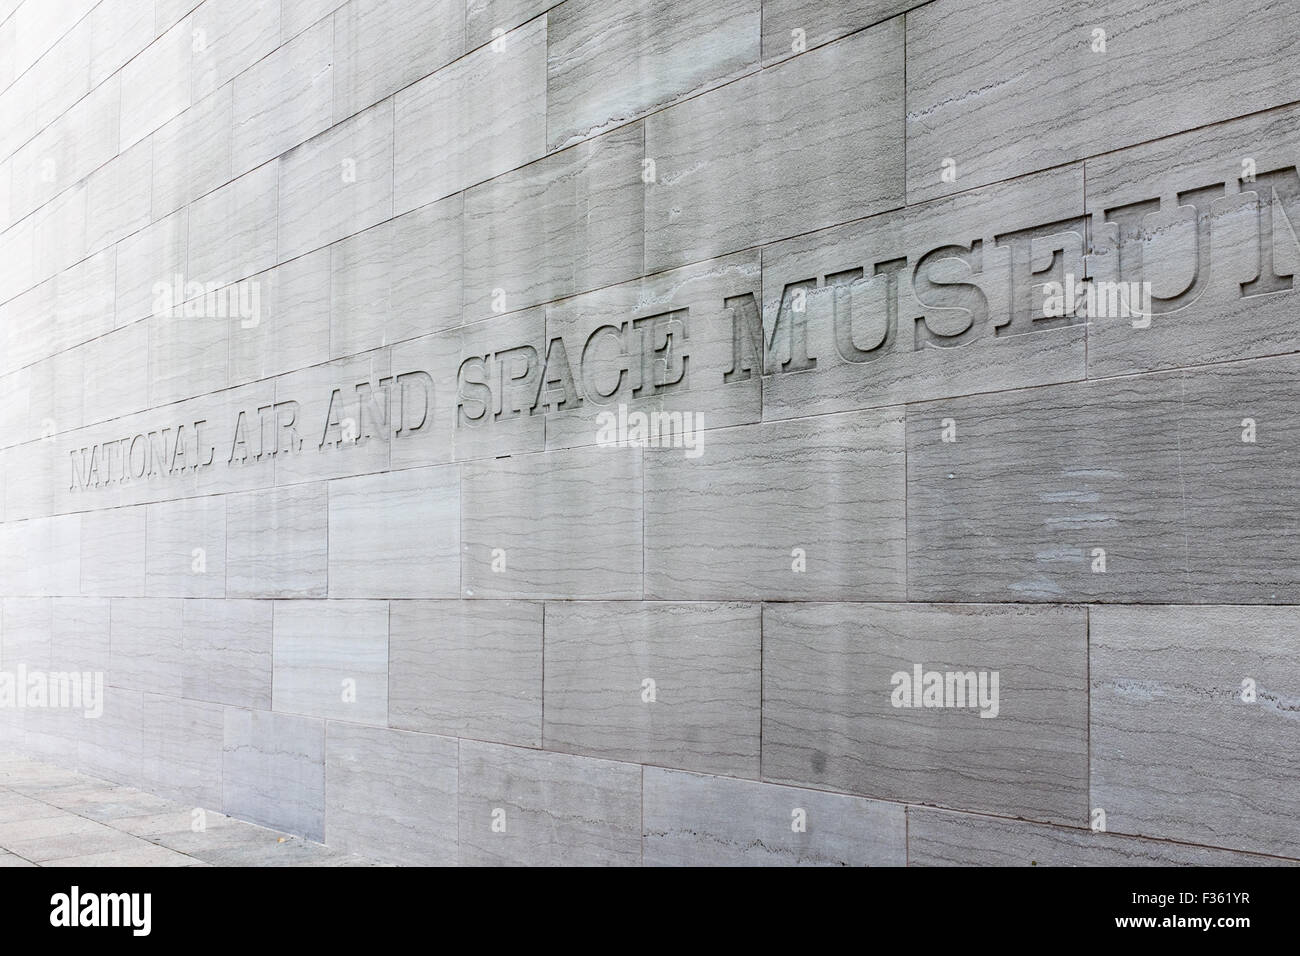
[[912, 241, 988, 348], [395, 371, 434, 434], [494, 345, 539, 422], [581, 325, 628, 402], [1241, 165, 1300, 297], [457, 357, 491, 426]]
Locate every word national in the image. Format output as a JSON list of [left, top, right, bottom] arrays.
[[68, 372, 433, 492], [890, 664, 1000, 718]]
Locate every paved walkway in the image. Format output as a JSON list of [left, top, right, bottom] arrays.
[[0, 750, 384, 866]]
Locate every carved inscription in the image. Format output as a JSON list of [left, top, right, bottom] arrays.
[[455, 164, 1298, 421], [66, 162, 1300, 490], [68, 373, 433, 491], [456, 310, 688, 427]]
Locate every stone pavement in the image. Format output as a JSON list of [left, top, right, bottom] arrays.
[[0, 750, 385, 866]]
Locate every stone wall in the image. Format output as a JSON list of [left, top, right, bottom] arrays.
[[0, 0, 1297, 865]]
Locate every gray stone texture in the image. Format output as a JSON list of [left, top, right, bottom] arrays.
[[908, 356, 1300, 603], [324, 723, 458, 865], [906, 0, 1300, 202], [1, 0, 1297, 867], [388, 599, 542, 747], [546, 0, 759, 149], [457, 741, 641, 866], [761, 0, 918, 64], [271, 599, 389, 725], [222, 708, 325, 841], [762, 603, 1088, 824], [327, 465, 460, 599], [462, 122, 644, 321], [1090, 605, 1300, 859], [461, 445, 643, 599], [394, 17, 545, 214], [141, 694, 224, 808], [543, 601, 761, 775], [644, 19, 904, 272], [226, 483, 328, 598], [907, 808, 1295, 867], [644, 768, 906, 866], [644, 410, 906, 601], [181, 599, 273, 709]]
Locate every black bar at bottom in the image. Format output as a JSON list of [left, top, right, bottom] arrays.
[[0, 864, 1294, 943]]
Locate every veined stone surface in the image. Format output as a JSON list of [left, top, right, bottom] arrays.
[[643, 767, 907, 866], [545, 0, 759, 150], [221, 708, 325, 842], [644, 410, 906, 601], [906, 0, 1300, 203], [645, 19, 905, 272], [907, 808, 1296, 867], [457, 740, 641, 866], [0, 0, 1296, 868], [1090, 605, 1300, 859], [761, 602, 1088, 824], [542, 601, 761, 775], [388, 599, 542, 747], [180, 599, 272, 710], [394, 17, 546, 214], [271, 599, 389, 724], [907, 355, 1300, 603], [324, 722, 458, 866]]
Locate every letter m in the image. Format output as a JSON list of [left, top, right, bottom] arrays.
[[101, 894, 129, 926], [722, 285, 816, 384], [1097, 280, 1126, 318]]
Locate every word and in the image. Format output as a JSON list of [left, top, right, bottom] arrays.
[[68, 373, 433, 491]]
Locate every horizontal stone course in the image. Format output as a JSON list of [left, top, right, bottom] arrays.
[[387, 599, 542, 747], [907, 808, 1296, 867], [0, 0, 1295, 868], [271, 599, 389, 725], [643, 767, 907, 866], [457, 740, 642, 866], [644, 18, 905, 273], [643, 410, 906, 601], [542, 601, 762, 776], [907, 355, 1300, 603], [393, 17, 546, 215], [221, 708, 325, 842], [905, 0, 1300, 203], [545, 0, 760, 150], [1090, 604, 1300, 859], [761, 602, 1089, 825], [325, 722, 458, 866]]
